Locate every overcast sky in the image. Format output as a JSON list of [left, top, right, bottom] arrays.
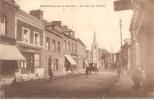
[[15, 0, 133, 52]]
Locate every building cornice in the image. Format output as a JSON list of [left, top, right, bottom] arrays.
[[16, 9, 44, 30], [16, 41, 43, 49]]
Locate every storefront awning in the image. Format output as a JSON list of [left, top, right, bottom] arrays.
[[0, 44, 25, 60], [65, 55, 77, 65]]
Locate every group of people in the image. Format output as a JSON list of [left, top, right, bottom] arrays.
[[46, 63, 100, 80], [85, 63, 99, 78]]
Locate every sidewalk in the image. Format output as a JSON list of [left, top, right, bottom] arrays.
[[106, 74, 151, 99]]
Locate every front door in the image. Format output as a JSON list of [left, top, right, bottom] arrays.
[[48, 56, 52, 73]]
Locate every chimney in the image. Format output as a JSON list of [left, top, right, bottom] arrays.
[[30, 9, 43, 20], [51, 21, 62, 27]]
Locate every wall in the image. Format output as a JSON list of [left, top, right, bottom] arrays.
[[77, 41, 86, 71], [16, 20, 43, 46], [1, 0, 17, 39], [44, 29, 64, 77]]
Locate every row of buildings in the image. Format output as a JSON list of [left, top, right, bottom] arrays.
[[102, 38, 131, 71], [114, 0, 154, 90], [0, 0, 87, 85]]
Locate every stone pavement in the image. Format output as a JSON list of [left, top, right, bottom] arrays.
[[4, 71, 117, 99], [105, 74, 152, 99]]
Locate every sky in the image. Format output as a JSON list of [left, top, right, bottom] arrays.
[[15, 0, 133, 53]]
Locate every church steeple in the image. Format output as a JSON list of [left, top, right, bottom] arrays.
[[91, 32, 99, 68], [93, 32, 96, 43]]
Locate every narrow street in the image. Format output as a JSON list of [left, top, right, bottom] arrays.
[[4, 72, 117, 99]]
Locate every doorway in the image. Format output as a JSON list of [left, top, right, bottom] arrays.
[[48, 56, 52, 74]]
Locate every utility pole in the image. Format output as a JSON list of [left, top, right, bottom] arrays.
[[119, 18, 123, 79], [120, 19, 123, 48]]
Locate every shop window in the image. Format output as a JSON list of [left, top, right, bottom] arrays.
[[20, 61, 27, 68], [22, 27, 30, 43], [0, 16, 6, 35], [34, 54, 40, 68], [34, 32, 40, 46], [1, 60, 17, 76]]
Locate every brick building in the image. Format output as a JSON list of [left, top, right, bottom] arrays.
[[0, 0, 87, 85], [62, 25, 78, 73], [77, 38, 86, 72], [15, 9, 44, 81], [0, 0, 25, 85], [43, 20, 64, 77]]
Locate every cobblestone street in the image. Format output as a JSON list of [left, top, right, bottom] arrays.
[[105, 74, 151, 99], [4, 72, 117, 99]]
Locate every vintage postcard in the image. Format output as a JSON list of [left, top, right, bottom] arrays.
[[0, 0, 154, 99]]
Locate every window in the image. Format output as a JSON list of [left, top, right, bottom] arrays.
[[58, 41, 60, 52], [0, 17, 6, 35], [46, 37, 50, 50], [34, 32, 40, 46], [53, 59, 58, 71], [64, 40, 66, 51], [71, 43, 73, 53], [73, 44, 76, 53], [34, 54, 40, 67], [20, 61, 27, 68], [68, 42, 70, 51], [22, 27, 30, 43], [52, 39, 56, 52]]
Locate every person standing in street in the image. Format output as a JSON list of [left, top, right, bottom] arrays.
[[117, 66, 121, 80], [85, 63, 90, 78], [132, 68, 142, 89], [49, 68, 53, 80]]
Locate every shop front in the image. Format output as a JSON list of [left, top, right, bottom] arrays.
[[64, 55, 77, 74], [0, 44, 25, 85], [16, 44, 44, 81]]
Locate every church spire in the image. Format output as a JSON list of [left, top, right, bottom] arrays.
[[93, 32, 96, 43]]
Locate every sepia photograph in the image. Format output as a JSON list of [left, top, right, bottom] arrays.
[[0, 0, 154, 99]]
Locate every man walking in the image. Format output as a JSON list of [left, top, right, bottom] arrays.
[[49, 68, 53, 80]]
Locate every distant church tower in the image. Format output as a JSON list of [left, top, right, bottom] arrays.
[[91, 33, 99, 68]]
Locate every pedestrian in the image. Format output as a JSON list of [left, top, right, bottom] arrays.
[[49, 68, 53, 80], [117, 67, 121, 79], [85, 63, 90, 78], [132, 68, 142, 89]]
